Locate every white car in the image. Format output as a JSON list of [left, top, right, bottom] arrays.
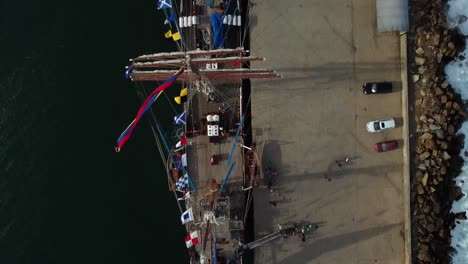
[[366, 118, 396, 133]]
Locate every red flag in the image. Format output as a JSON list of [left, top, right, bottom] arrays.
[[185, 231, 199, 248]]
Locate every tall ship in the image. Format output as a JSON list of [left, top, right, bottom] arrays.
[[115, 0, 282, 263]]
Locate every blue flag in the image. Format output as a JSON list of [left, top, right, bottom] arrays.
[[174, 111, 186, 125], [157, 0, 172, 9], [125, 64, 134, 79], [168, 10, 176, 22]]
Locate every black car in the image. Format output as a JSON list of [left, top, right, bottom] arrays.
[[362, 82, 392, 94]]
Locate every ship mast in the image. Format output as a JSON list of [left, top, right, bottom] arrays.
[[129, 48, 281, 82]]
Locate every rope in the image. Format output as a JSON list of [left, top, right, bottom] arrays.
[[220, 7, 238, 48], [133, 80, 186, 213], [163, 89, 179, 115], [243, 188, 253, 225]]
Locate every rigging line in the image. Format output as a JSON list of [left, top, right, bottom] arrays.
[[223, 0, 234, 17], [220, 7, 238, 48], [162, 9, 182, 51], [152, 114, 198, 192], [241, 0, 253, 47], [165, 153, 185, 213], [236, 0, 242, 49], [131, 82, 185, 212], [134, 83, 183, 214], [162, 4, 187, 51], [150, 124, 185, 214], [243, 188, 253, 225], [162, 13, 182, 52], [134, 80, 170, 160], [163, 89, 179, 115], [135, 83, 190, 199], [185, 91, 195, 133], [134, 82, 167, 155]]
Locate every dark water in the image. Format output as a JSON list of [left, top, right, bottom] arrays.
[[0, 0, 188, 263]]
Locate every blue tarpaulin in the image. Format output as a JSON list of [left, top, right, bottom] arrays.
[[205, 0, 214, 7], [210, 13, 224, 49]]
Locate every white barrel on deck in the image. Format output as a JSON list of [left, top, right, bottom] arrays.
[[223, 15, 228, 24], [183, 16, 188, 27], [179, 17, 184, 28], [213, 115, 220, 122], [191, 16, 198, 25], [207, 115, 214, 122], [187, 16, 192, 27], [227, 14, 232, 25], [237, 15, 241, 26], [232, 15, 237, 26]]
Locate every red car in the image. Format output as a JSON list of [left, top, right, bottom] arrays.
[[374, 140, 398, 152]]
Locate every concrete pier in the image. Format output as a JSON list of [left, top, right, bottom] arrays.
[[249, 0, 407, 263]]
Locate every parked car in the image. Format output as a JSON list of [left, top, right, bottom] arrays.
[[366, 118, 396, 133], [374, 140, 398, 152], [362, 82, 392, 94]]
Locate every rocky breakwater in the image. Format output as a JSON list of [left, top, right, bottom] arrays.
[[408, 0, 466, 263]]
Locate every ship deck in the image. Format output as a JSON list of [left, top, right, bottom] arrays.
[[183, 83, 246, 263], [174, 1, 248, 263]]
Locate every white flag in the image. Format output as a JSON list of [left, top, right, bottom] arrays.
[[178, 191, 191, 201]]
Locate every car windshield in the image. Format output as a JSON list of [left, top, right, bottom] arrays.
[[381, 122, 385, 128], [372, 83, 377, 92], [382, 143, 388, 151], [373, 122, 380, 131]]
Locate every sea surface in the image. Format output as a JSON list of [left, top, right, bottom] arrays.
[[0, 0, 188, 263], [446, 0, 468, 262]]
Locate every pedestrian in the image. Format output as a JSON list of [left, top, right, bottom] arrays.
[[269, 201, 277, 207], [335, 160, 342, 167]]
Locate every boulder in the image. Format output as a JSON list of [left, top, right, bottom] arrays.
[[433, 34, 440, 46], [416, 47, 425, 55], [447, 124, 455, 135], [440, 166, 447, 175], [448, 42, 455, 49], [435, 129, 444, 139], [439, 141, 448, 149], [420, 152, 431, 160], [415, 57, 426, 65], [455, 212, 467, 220], [441, 95, 447, 103], [420, 133, 433, 140], [435, 87, 444, 95], [418, 164, 428, 171], [433, 114, 446, 124], [422, 173, 429, 186], [443, 151, 451, 160], [418, 66, 427, 74], [424, 139, 437, 150], [417, 184, 425, 195]]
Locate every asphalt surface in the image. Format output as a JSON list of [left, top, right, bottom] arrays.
[[249, 0, 407, 263]]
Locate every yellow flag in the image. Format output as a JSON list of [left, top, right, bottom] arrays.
[[174, 96, 182, 104], [165, 30, 172, 38], [172, 32, 181, 41], [180, 87, 188, 96]]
